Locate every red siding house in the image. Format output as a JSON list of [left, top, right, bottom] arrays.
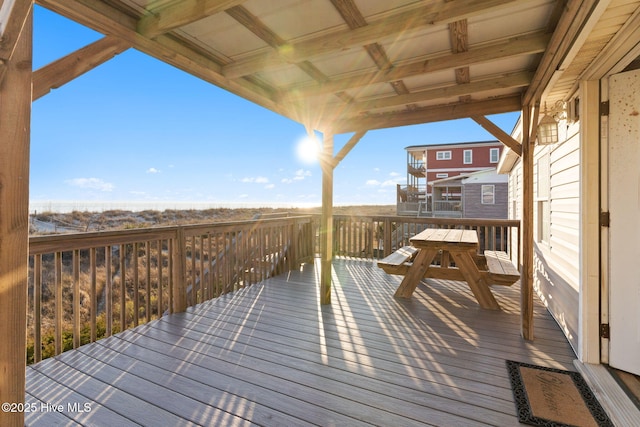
[[398, 141, 504, 217]]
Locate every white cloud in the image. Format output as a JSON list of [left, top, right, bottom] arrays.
[[66, 177, 114, 192], [365, 174, 404, 187], [146, 167, 160, 174], [282, 169, 311, 184], [381, 179, 402, 187], [242, 176, 269, 184], [294, 169, 311, 180], [265, 183, 275, 189]]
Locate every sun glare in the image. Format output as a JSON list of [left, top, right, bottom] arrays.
[[296, 135, 320, 164]]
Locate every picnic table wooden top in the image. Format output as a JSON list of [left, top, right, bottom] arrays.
[[409, 228, 478, 250]]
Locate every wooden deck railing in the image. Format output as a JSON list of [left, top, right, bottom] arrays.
[[331, 215, 520, 263], [27, 215, 314, 364], [26, 214, 517, 364]]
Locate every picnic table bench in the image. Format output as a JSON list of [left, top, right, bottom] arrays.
[[377, 229, 520, 310]]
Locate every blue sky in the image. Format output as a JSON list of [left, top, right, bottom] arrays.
[[31, 5, 519, 210]]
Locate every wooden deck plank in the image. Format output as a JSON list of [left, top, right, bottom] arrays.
[[142, 312, 518, 421], [29, 357, 192, 426], [26, 258, 578, 426], [26, 368, 157, 427], [74, 338, 313, 427]]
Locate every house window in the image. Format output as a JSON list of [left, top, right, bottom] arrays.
[[537, 153, 550, 243], [463, 149, 472, 164], [436, 173, 449, 178], [481, 185, 495, 204], [490, 148, 500, 163], [436, 151, 451, 160]]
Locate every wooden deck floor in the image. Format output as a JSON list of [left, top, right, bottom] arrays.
[[25, 258, 577, 426]]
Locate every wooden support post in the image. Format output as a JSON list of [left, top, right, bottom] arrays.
[[320, 133, 334, 304], [521, 105, 535, 340], [0, 2, 32, 426]]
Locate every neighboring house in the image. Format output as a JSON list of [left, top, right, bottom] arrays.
[[398, 141, 504, 216], [428, 168, 508, 218]]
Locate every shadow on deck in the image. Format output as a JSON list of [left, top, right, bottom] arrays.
[[26, 258, 576, 426]]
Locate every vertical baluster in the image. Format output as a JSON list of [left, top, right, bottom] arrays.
[[105, 245, 112, 337], [54, 252, 62, 356], [90, 247, 97, 343], [206, 234, 212, 300], [133, 242, 139, 327], [157, 239, 163, 317], [120, 243, 126, 332], [146, 241, 151, 322], [188, 236, 193, 304], [199, 235, 205, 300], [168, 238, 174, 314], [34, 254, 42, 363]]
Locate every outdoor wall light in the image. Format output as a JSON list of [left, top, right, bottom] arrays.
[[537, 113, 559, 145], [537, 101, 566, 145]]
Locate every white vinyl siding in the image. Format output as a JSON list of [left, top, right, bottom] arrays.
[[548, 128, 581, 286]]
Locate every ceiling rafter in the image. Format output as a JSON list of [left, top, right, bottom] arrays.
[[331, 71, 532, 115], [326, 94, 523, 134], [330, 0, 416, 110], [33, 36, 129, 100], [281, 31, 550, 102], [222, 0, 520, 79], [138, 0, 246, 38], [225, 4, 354, 108]]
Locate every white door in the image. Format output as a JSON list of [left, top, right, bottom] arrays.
[[608, 68, 640, 376]]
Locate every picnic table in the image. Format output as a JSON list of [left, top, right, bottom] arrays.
[[377, 228, 520, 310]]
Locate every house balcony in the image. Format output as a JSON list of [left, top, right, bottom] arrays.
[[23, 215, 633, 425]]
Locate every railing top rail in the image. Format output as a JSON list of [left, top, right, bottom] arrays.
[[330, 215, 521, 228], [29, 215, 315, 255], [180, 215, 313, 236], [29, 227, 179, 255]]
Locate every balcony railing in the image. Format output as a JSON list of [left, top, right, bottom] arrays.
[[332, 215, 520, 262], [26, 214, 518, 365], [27, 215, 314, 364]]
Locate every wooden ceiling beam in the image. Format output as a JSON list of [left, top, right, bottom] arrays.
[[138, 0, 246, 38], [223, 0, 520, 79], [33, 36, 129, 100], [449, 20, 472, 103], [471, 115, 522, 156], [327, 94, 522, 134], [331, 71, 532, 115], [282, 32, 550, 101]]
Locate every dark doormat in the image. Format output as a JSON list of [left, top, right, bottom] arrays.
[[506, 360, 614, 426]]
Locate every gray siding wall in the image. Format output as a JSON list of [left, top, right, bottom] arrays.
[[463, 182, 508, 219]]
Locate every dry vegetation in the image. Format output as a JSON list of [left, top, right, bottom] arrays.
[[30, 205, 396, 234]]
